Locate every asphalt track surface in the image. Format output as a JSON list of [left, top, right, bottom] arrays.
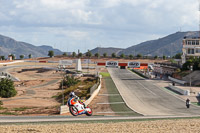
[[108, 68, 200, 116]]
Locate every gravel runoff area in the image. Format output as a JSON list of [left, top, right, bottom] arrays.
[[1, 119, 200, 132]]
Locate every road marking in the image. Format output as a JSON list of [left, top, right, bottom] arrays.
[[136, 81, 157, 96], [98, 94, 120, 96], [96, 112, 134, 114], [97, 102, 125, 104]]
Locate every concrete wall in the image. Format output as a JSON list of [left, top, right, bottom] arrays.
[[168, 84, 190, 95], [168, 76, 186, 85]]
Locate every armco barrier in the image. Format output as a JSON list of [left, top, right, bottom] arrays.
[[60, 75, 102, 114], [168, 76, 186, 85], [168, 84, 190, 95]]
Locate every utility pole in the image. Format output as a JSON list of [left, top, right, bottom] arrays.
[[190, 65, 193, 93]]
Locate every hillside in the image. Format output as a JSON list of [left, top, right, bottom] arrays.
[[0, 34, 63, 58], [119, 31, 199, 57], [90, 47, 124, 56]]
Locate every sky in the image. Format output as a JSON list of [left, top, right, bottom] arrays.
[[0, 0, 199, 53]]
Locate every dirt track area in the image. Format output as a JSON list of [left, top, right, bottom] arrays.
[[1, 119, 200, 133], [0, 66, 62, 115]]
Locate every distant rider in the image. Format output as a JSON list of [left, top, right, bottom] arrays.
[[186, 98, 190, 108]]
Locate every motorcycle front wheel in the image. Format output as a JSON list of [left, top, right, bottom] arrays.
[[86, 107, 92, 116], [69, 106, 78, 116]]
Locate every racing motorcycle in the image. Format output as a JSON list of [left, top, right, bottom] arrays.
[[67, 96, 92, 116]]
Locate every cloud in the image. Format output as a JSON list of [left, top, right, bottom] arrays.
[[0, 0, 199, 52]]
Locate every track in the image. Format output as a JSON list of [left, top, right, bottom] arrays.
[[1, 115, 200, 123], [108, 68, 200, 116]]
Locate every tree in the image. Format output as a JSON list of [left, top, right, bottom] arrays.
[[174, 53, 182, 59], [78, 53, 83, 58], [154, 55, 158, 59], [28, 54, 32, 59], [0, 78, 17, 98], [9, 54, 15, 60], [20, 55, 24, 59], [63, 52, 67, 57], [129, 54, 133, 59], [163, 55, 166, 60], [136, 54, 142, 59], [120, 53, 125, 58], [48, 50, 54, 58], [111, 53, 116, 58], [86, 50, 92, 58], [103, 53, 107, 58], [95, 53, 100, 58], [0, 56, 5, 60], [72, 52, 76, 58]]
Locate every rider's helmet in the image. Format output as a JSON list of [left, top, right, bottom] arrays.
[[69, 91, 75, 98]]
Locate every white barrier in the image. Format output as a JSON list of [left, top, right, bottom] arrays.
[[25, 60, 39, 63], [168, 76, 186, 85], [60, 105, 69, 114], [168, 84, 190, 95], [85, 75, 102, 106], [0, 60, 24, 65], [60, 75, 102, 114]]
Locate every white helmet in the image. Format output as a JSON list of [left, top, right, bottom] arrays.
[[69, 92, 75, 98]]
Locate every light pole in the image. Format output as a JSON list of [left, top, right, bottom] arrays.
[[62, 73, 64, 105], [190, 65, 193, 93], [59, 65, 65, 105]]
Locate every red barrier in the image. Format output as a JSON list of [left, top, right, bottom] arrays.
[[118, 63, 128, 66], [97, 62, 106, 66], [39, 61, 47, 63]]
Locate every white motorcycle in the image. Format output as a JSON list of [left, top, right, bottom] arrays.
[[67, 96, 92, 116]]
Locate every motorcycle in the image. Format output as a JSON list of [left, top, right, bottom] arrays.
[[67, 96, 92, 116]]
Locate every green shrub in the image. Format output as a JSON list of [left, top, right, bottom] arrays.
[[0, 78, 17, 98], [0, 100, 3, 105], [60, 76, 80, 89]]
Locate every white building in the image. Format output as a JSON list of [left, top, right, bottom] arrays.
[[182, 37, 200, 64]]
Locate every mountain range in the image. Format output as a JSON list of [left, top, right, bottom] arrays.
[[91, 31, 199, 57], [90, 47, 124, 56], [0, 34, 63, 59], [0, 31, 199, 58]]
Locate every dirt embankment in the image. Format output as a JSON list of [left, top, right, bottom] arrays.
[[1, 119, 200, 133]]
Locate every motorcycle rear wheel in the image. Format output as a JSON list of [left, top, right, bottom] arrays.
[[69, 106, 78, 116]]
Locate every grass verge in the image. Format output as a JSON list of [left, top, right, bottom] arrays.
[[103, 72, 141, 116], [100, 72, 110, 78], [192, 102, 200, 106]]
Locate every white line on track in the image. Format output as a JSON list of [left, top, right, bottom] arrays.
[[97, 102, 125, 104], [96, 112, 134, 114], [98, 94, 120, 96], [136, 81, 157, 96]]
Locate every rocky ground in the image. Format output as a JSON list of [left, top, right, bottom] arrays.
[[1, 119, 200, 133]]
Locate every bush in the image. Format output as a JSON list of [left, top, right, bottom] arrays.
[[0, 100, 3, 105], [60, 76, 80, 89], [0, 78, 17, 98]]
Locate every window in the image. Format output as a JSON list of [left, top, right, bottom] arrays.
[[196, 41, 199, 45], [188, 48, 190, 54], [192, 49, 194, 54]]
